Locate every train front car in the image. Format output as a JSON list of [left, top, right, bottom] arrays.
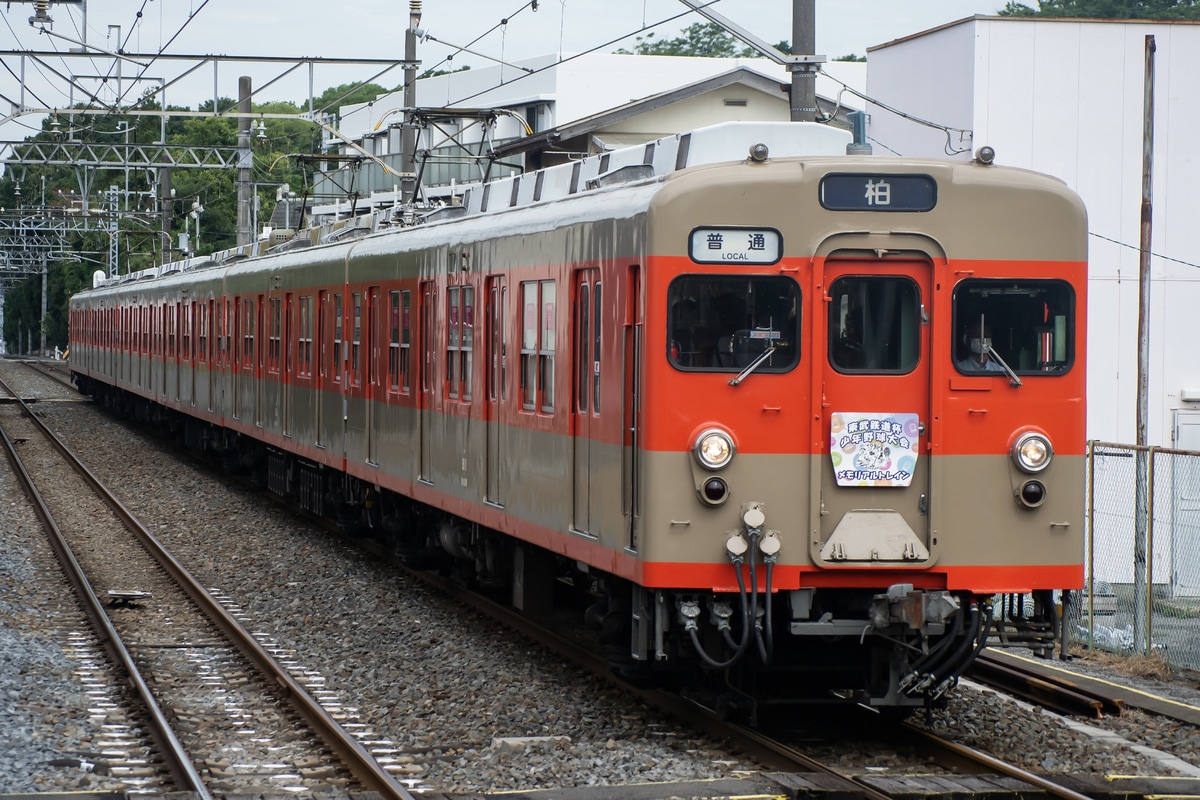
[[633, 142, 1087, 714]]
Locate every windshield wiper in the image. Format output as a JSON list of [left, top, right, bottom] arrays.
[[728, 345, 776, 387], [987, 346, 1023, 387]]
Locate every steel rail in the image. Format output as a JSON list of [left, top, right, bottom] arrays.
[[901, 723, 1098, 800], [0, 379, 209, 798], [969, 651, 1123, 718], [0, 379, 417, 800]]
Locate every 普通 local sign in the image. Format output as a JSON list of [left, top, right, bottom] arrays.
[[689, 227, 781, 265]]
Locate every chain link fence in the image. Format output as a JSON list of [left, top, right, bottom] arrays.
[[1065, 441, 1200, 671]]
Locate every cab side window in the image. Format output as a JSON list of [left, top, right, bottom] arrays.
[[953, 279, 1075, 375], [667, 275, 800, 372]]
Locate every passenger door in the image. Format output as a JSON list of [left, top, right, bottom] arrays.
[[317, 290, 328, 449], [485, 275, 507, 506], [419, 280, 435, 483], [367, 286, 380, 465], [572, 268, 601, 535], [816, 261, 934, 565]]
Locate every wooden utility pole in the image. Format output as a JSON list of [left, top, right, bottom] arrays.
[[1133, 35, 1155, 653]]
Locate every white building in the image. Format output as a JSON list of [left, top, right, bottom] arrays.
[[338, 51, 865, 148], [316, 53, 865, 211], [866, 15, 1200, 450]]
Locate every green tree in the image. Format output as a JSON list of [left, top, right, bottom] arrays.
[[0, 88, 335, 352], [617, 21, 760, 57], [999, 0, 1200, 18], [313, 82, 393, 124], [616, 24, 807, 58]]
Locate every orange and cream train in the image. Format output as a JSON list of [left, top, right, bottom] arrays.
[[70, 122, 1087, 714]]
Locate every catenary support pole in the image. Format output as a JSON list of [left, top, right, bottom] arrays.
[[790, 0, 817, 122], [237, 76, 253, 246]]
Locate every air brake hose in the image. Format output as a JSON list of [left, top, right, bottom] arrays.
[[929, 603, 982, 685], [907, 599, 966, 678], [760, 556, 775, 664], [747, 531, 769, 664], [688, 552, 754, 670]]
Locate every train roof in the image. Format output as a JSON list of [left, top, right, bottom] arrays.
[[80, 121, 853, 295]]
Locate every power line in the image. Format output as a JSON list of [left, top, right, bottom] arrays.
[[111, 0, 211, 111], [442, 0, 725, 107], [1089, 231, 1200, 271], [818, 71, 973, 156]]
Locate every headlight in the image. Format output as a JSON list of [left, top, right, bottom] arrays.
[[1012, 432, 1053, 473], [694, 428, 735, 470]]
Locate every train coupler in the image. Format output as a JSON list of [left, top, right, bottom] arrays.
[[870, 584, 960, 632]]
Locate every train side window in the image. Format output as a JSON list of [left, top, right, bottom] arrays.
[[401, 290, 412, 393], [222, 299, 231, 367], [952, 279, 1075, 375], [183, 302, 192, 360], [667, 275, 800, 372], [461, 286, 474, 401], [299, 295, 313, 378], [351, 291, 362, 387], [198, 303, 208, 364], [243, 298, 255, 365], [520, 279, 556, 412], [389, 290, 401, 392], [540, 281, 555, 412], [828, 276, 920, 373], [447, 287, 461, 399], [334, 292, 344, 383], [269, 297, 281, 373]]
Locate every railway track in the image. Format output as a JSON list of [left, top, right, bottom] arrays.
[[0, 372, 418, 799], [19, 356, 82, 393], [391, 553, 1104, 800], [0, 355, 82, 398], [6, 358, 1195, 799], [969, 650, 1126, 718]]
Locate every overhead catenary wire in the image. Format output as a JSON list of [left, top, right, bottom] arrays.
[[364, 1, 541, 131], [440, 0, 727, 108], [818, 70, 973, 156], [1089, 231, 1200, 272], [109, 0, 211, 112]]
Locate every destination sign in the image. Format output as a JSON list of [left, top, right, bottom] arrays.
[[689, 227, 782, 265], [819, 174, 937, 212]]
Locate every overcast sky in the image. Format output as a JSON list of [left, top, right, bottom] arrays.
[[1, 1, 1004, 100], [0, 0, 1008, 150]]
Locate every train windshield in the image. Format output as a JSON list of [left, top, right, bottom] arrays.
[[953, 279, 1075, 375], [828, 276, 921, 373], [667, 276, 799, 372]]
